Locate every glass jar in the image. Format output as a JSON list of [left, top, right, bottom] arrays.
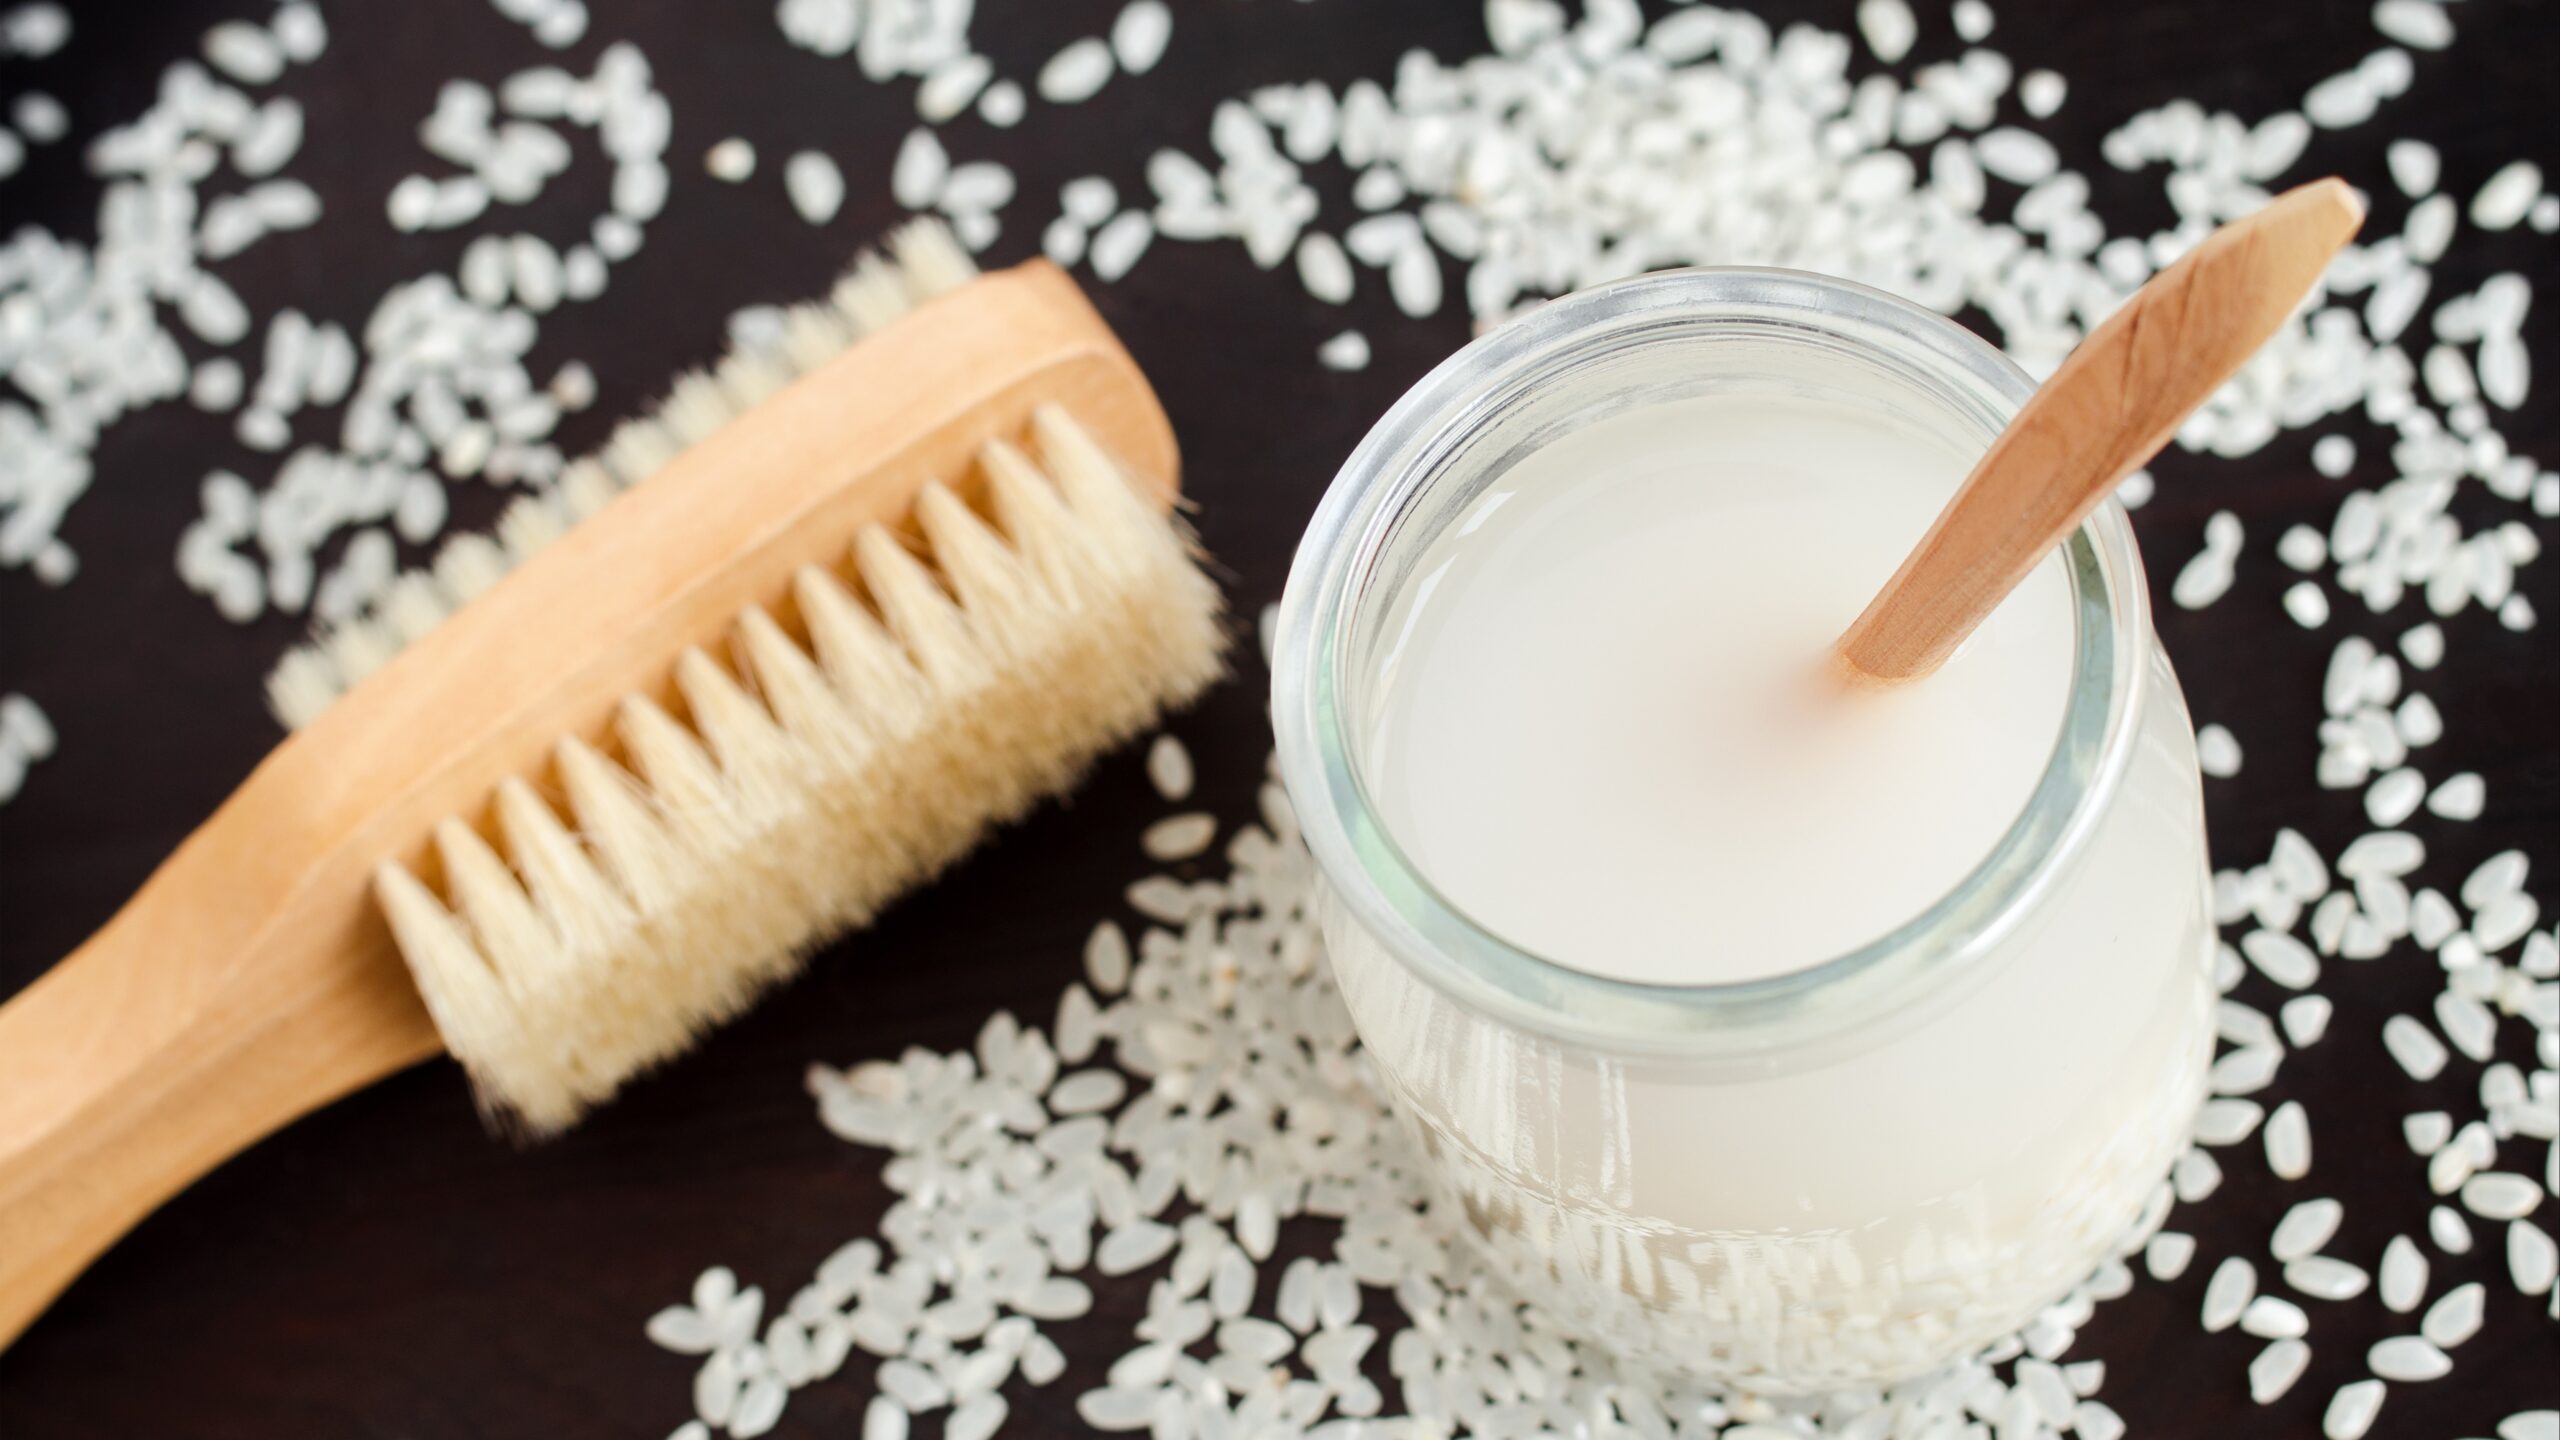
[[1270, 269, 2215, 1393]]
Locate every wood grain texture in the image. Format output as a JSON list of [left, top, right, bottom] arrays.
[[0, 1, 2551, 1437], [0, 261, 1177, 1352], [1837, 180, 2364, 682]]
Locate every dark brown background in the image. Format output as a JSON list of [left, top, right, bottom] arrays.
[[1, 1, 2554, 1434]]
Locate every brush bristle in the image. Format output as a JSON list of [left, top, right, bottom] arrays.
[[372, 405, 1226, 1137], [265, 220, 985, 732]]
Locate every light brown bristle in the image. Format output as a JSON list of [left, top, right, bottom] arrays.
[[373, 406, 1225, 1136]]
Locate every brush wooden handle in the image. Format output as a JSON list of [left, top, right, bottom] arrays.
[[1834, 178, 2364, 684], [0, 259, 1178, 1351], [0, 818, 443, 1353]]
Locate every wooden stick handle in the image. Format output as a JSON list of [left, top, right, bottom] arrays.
[[1835, 178, 2365, 684]]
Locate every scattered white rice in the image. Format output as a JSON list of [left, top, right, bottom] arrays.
[[1061, 176, 1117, 226], [2380, 1235, 2429, 1313], [2285, 1255, 2368, 1301], [1088, 212, 1154, 282], [1146, 735, 1194, 802], [1140, 813, 1217, 862], [2249, 1337, 2310, 1403], [1317, 330, 1370, 372], [2511, 1219, 2558, 1296], [2372, 0, 2454, 51], [1295, 233, 1354, 305], [2241, 1294, 2308, 1339], [780, 151, 844, 224], [1854, 0, 1917, 63], [2202, 1256, 2257, 1331], [2471, 160, 2543, 231], [2146, 1230, 2197, 1281], [1111, 1, 1172, 76], [705, 137, 756, 182], [2172, 513, 2244, 609], [2382, 1014, 2449, 1080], [0, 3, 70, 58], [977, 81, 1025, 128], [2285, 581, 2332, 628], [1039, 37, 1116, 105], [2020, 70, 2067, 119], [892, 128, 948, 208], [2367, 1334, 2451, 1382], [2430, 1205, 2474, 1253], [2324, 1378, 2387, 1439], [2264, 1101, 2313, 1180], [2271, 1197, 2343, 1260], [2281, 994, 2332, 1047], [917, 56, 992, 123], [2420, 1282, 2484, 1347], [2196, 723, 2243, 777]]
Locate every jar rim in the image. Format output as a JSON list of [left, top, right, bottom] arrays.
[[1269, 267, 2155, 1055]]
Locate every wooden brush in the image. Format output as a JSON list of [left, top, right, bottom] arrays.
[[0, 221, 1226, 1349], [1835, 178, 2365, 684]]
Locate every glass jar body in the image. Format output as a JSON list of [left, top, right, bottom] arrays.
[[1273, 268, 2215, 1391]]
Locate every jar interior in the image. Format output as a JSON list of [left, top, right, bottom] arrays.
[[1341, 308, 2084, 989]]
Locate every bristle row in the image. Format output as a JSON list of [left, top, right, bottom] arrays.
[[265, 220, 982, 731], [373, 405, 1226, 1136]]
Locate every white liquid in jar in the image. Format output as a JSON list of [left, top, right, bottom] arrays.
[[1366, 393, 2076, 984]]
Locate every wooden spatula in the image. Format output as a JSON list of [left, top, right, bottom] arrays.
[[1834, 177, 2366, 685]]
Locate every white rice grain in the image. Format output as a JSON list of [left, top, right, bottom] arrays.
[[1089, 212, 1154, 282], [2324, 1379, 2387, 1440], [1146, 735, 1194, 801], [2250, 1338, 2310, 1403], [918, 56, 993, 123], [2147, 1230, 2198, 1281], [2421, 1282, 2486, 1347], [2399, 141, 2447, 199], [2286, 1256, 2370, 1301], [2471, 161, 2543, 231], [2366, 767, 2426, 825], [892, 129, 949, 209], [2510, 1219, 2558, 1296], [2202, 1256, 2256, 1331], [2380, 1235, 2429, 1312], [2460, 1172, 2542, 1221], [2432, 1205, 2475, 1253], [2285, 581, 2333, 628], [977, 81, 1025, 128], [2242, 1294, 2308, 1339], [1039, 38, 1116, 105], [1296, 233, 1355, 305], [705, 137, 756, 182], [1854, 0, 1916, 63], [785, 151, 845, 224], [203, 21, 285, 83], [2282, 995, 2333, 1047], [2383, 1015, 2450, 1080], [1318, 330, 1370, 372], [2266, 1102, 2313, 1180], [1111, 1, 1172, 76], [2367, 1335, 2451, 1382], [2273, 1197, 2343, 1260], [2197, 724, 2243, 777], [2373, 0, 2454, 51]]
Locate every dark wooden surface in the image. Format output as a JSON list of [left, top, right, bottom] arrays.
[[2, 1, 2555, 1434]]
